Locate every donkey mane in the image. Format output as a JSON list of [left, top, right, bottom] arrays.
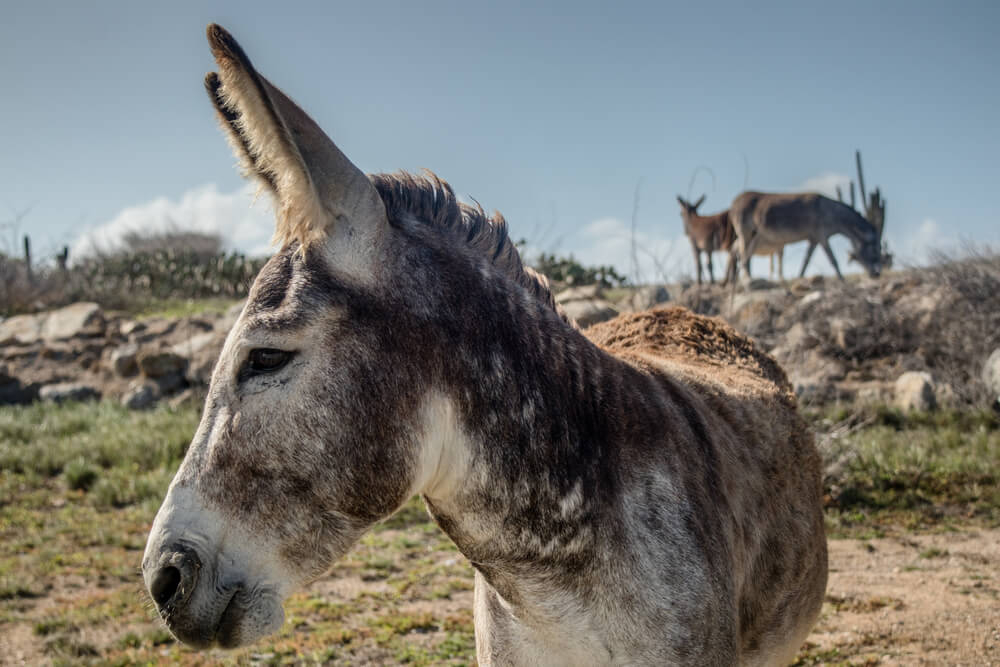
[[370, 171, 561, 315]]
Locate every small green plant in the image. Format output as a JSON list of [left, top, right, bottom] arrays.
[[63, 457, 99, 492]]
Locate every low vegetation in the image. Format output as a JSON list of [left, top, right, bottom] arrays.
[[1, 231, 265, 317], [1, 400, 997, 664]]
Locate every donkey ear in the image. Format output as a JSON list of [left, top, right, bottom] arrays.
[[694, 194, 706, 209], [204, 24, 386, 253]]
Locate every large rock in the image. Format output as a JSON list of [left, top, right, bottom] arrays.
[[983, 349, 1000, 404], [786, 349, 847, 403], [39, 382, 101, 403], [110, 343, 140, 377], [138, 350, 187, 379], [630, 285, 670, 312], [122, 380, 160, 410], [555, 285, 602, 304], [171, 331, 219, 358], [177, 331, 226, 386], [0, 313, 45, 345], [563, 300, 619, 328], [894, 371, 937, 411], [40, 302, 105, 341]]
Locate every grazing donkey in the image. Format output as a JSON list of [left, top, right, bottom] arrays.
[[143, 25, 828, 666], [729, 191, 884, 284], [677, 195, 784, 285]]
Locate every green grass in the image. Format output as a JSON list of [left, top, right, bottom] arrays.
[[810, 404, 1000, 536], [130, 296, 241, 320], [0, 400, 475, 665], [1, 399, 997, 662]]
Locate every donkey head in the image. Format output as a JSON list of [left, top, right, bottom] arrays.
[[848, 243, 882, 277], [142, 25, 469, 648], [676, 194, 706, 232]]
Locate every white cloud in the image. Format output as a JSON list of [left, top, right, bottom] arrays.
[[72, 184, 277, 259], [797, 171, 852, 199], [567, 217, 692, 284], [889, 217, 960, 266]]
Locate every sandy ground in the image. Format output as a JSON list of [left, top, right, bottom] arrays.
[[3, 527, 997, 665], [804, 528, 1000, 666]]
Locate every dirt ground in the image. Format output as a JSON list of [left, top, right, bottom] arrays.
[[803, 528, 1000, 666], [2, 525, 998, 665]]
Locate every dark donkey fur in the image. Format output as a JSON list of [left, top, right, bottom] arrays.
[[143, 25, 828, 666]]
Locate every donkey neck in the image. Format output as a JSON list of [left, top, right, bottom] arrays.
[[415, 266, 643, 585], [827, 200, 875, 246]]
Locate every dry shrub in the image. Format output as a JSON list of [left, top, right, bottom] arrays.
[[916, 248, 1000, 403], [1, 231, 267, 316]]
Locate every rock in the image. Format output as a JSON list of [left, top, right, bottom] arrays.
[[0, 366, 37, 405], [122, 380, 160, 410], [799, 290, 824, 307], [40, 302, 105, 341], [563, 299, 619, 328], [138, 350, 187, 379], [119, 320, 146, 337], [180, 332, 226, 386], [154, 372, 187, 395], [171, 331, 218, 358], [828, 317, 860, 352], [110, 343, 140, 377], [555, 285, 602, 304], [726, 289, 788, 335], [129, 318, 177, 344], [168, 388, 202, 409], [39, 382, 101, 403], [982, 349, 1000, 404], [782, 322, 818, 352], [0, 313, 46, 345], [894, 371, 937, 411], [786, 349, 847, 403], [630, 285, 671, 312], [744, 278, 780, 291]]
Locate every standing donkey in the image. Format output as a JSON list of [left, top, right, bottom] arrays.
[[729, 190, 884, 284], [677, 195, 784, 285], [143, 25, 828, 666]]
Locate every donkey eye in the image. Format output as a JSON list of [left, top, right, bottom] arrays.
[[246, 348, 293, 375]]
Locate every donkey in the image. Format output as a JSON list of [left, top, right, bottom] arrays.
[[677, 196, 784, 285], [143, 25, 828, 665], [729, 191, 884, 283]]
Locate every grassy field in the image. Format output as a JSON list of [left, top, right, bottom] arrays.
[[0, 401, 997, 665]]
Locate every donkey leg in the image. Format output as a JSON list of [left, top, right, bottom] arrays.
[[777, 248, 784, 281], [799, 242, 817, 278], [707, 251, 715, 284], [741, 236, 759, 285], [722, 251, 738, 287], [821, 240, 845, 280], [693, 247, 703, 285]]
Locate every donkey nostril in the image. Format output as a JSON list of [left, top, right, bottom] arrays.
[[151, 566, 182, 607]]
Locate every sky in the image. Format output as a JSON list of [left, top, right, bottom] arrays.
[[2, 0, 998, 283]]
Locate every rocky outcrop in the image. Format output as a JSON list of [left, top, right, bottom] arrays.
[[0, 300, 240, 409], [2, 258, 998, 410]]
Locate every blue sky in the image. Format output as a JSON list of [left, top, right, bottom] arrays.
[[2, 0, 997, 281]]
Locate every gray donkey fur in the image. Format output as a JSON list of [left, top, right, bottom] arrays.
[[143, 25, 828, 666]]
